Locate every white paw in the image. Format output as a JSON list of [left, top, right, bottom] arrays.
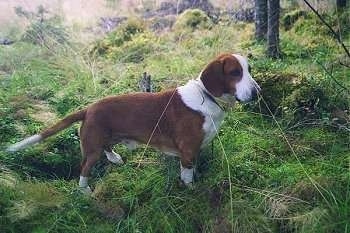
[[180, 165, 194, 184], [79, 185, 92, 195], [105, 150, 124, 165]]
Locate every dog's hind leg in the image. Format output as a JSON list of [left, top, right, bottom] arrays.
[[104, 146, 124, 165], [79, 149, 103, 194], [79, 125, 106, 194]]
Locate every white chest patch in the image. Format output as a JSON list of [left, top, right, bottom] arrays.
[[177, 80, 225, 148]]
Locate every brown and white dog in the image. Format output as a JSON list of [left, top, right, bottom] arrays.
[[7, 53, 260, 193]]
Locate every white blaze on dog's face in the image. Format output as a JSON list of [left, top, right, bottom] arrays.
[[232, 54, 260, 102]]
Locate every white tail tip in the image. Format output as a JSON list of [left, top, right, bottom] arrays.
[[6, 134, 42, 152]]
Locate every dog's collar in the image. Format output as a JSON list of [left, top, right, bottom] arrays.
[[194, 78, 235, 111]]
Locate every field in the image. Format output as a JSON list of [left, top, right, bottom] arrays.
[[0, 2, 349, 233]]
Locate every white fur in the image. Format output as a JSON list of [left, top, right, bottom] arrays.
[[104, 150, 124, 164], [79, 176, 92, 194], [232, 54, 260, 102], [178, 79, 225, 148], [180, 164, 194, 184], [6, 134, 42, 152], [79, 176, 89, 187]]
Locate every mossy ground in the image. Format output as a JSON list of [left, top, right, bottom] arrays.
[[0, 9, 349, 233]]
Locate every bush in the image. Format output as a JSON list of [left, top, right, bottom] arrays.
[[149, 16, 176, 32], [91, 18, 145, 57], [107, 33, 154, 63], [251, 71, 349, 125], [173, 9, 213, 32], [282, 9, 307, 30], [15, 5, 69, 49]]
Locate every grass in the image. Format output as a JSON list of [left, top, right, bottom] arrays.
[[0, 9, 349, 233]]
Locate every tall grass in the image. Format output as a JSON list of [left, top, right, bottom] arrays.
[[0, 8, 349, 233]]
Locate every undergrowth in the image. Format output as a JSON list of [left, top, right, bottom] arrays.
[[0, 8, 349, 233]]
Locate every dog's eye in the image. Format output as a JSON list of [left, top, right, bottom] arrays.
[[230, 69, 241, 76]]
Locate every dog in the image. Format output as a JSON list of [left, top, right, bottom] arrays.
[[7, 53, 260, 193]]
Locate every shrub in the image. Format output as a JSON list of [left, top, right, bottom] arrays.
[[107, 33, 154, 63], [15, 5, 69, 49], [173, 9, 213, 32], [282, 9, 307, 30], [251, 70, 349, 125], [91, 18, 145, 56]]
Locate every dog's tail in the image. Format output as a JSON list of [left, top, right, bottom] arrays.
[[6, 109, 86, 152]]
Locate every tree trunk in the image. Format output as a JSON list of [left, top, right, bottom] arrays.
[[336, 0, 347, 9], [267, 0, 280, 58], [255, 0, 268, 40]]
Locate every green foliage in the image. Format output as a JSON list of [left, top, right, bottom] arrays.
[[282, 9, 307, 30], [252, 70, 348, 123], [1, 8, 349, 233], [173, 9, 213, 32], [335, 10, 350, 36], [90, 18, 157, 63], [107, 32, 155, 63], [15, 5, 69, 48], [91, 18, 146, 58]]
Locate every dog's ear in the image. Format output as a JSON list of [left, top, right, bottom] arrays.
[[200, 59, 225, 97], [222, 56, 241, 76]]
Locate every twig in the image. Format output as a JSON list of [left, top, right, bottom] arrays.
[[315, 59, 350, 93], [302, 0, 350, 58], [339, 61, 350, 69]]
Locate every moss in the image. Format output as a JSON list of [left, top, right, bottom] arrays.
[[1, 10, 350, 233], [250, 69, 349, 124], [91, 18, 146, 57], [292, 13, 329, 37], [252, 72, 302, 115], [107, 32, 155, 63], [173, 9, 212, 32], [282, 9, 307, 30]]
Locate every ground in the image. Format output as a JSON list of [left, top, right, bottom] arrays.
[[0, 5, 349, 233]]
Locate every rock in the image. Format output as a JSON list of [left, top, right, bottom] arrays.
[[0, 38, 15, 45], [177, 0, 214, 15], [143, 0, 215, 18], [226, 8, 255, 22], [149, 15, 176, 32], [99, 17, 128, 33]]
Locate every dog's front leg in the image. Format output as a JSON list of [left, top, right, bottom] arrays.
[[175, 126, 202, 187], [180, 160, 194, 186], [179, 146, 199, 187]]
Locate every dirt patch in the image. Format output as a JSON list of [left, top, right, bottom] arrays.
[[30, 101, 57, 125]]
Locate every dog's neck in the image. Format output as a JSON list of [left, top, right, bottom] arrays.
[[195, 77, 236, 111]]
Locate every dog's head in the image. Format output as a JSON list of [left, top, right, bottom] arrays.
[[200, 53, 260, 102]]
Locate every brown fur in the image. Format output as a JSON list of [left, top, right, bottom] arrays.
[[39, 91, 205, 176], [201, 54, 243, 97], [34, 53, 245, 181]]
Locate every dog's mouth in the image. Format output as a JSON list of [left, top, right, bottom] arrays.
[[235, 82, 261, 103]]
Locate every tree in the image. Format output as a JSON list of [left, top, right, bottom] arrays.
[[267, 0, 280, 58], [14, 5, 68, 49], [255, 0, 268, 40], [336, 0, 347, 10]]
